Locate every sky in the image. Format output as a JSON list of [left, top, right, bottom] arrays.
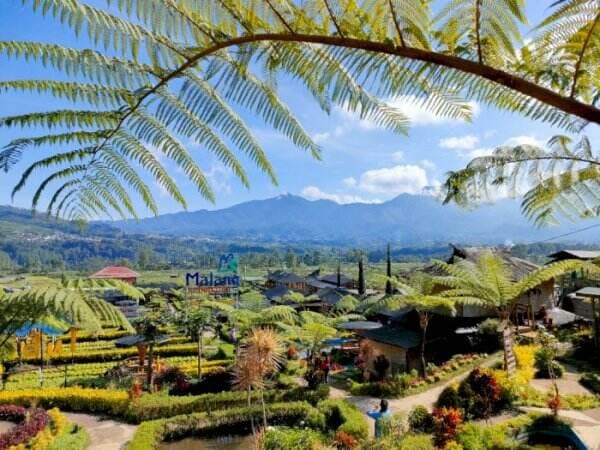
[[1, 1, 599, 218]]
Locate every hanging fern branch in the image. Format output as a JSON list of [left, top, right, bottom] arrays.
[[443, 135, 600, 226], [1, 0, 599, 220]]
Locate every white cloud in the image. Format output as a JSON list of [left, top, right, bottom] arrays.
[[342, 177, 357, 187], [301, 186, 381, 204], [312, 131, 331, 144], [357, 164, 429, 195], [420, 159, 436, 170], [206, 164, 232, 195], [439, 134, 479, 150], [387, 96, 480, 126], [391, 151, 404, 162], [503, 135, 545, 148]]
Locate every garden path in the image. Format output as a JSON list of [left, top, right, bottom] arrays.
[[65, 413, 137, 450], [529, 367, 594, 396], [329, 360, 497, 436]]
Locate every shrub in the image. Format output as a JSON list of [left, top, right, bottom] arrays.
[[436, 385, 461, 410], [395, 434, 434, 450], [478, 319, 501, 351], [432, 407, 463, 448], [534, 346, 564, 379], [263, 427, 325, 450], [168, 370, 232, 395], [408, 405, 434, 433], [317, 399, 368, 441], [439, 368, 505, 420], [334, 430, 359, 449], [580, 372, 600, 394]]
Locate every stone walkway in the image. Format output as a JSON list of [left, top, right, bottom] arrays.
[[530, 367, 594, 396], [65, 413, 137, 450]]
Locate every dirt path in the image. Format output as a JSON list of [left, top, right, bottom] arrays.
[[65, 413, 137, 450]]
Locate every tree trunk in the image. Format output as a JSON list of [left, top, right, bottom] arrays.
[[146, 343, 154, 390], [592, 298, 599, 350], [260, 389, 268, 429], [419, 313, 429, 378], [197, 328, 204, 380], [247, 387, 255, 435]]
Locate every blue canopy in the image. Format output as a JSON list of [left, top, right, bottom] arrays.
[[14, 322, 67, 338]]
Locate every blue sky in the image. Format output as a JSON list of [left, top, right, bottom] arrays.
[[1, 1, 599, 218]]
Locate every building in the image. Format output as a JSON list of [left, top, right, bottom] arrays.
[[265, 271, 307, 291], [547, 249, 600, 263], [91, 266, 140, 285], [360, 325, 421, 374]]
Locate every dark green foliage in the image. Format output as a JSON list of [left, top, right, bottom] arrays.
[[580, 372, 600, 394], [436, 386, 462, 410], [437, 368, 507, 420], [534, 347, 564, 379], [408, 405, 434, 434]]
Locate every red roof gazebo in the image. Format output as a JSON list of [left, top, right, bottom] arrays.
[[91, 266, 140, 285]]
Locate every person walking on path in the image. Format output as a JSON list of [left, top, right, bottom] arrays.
[[367, 399, 391, 438]]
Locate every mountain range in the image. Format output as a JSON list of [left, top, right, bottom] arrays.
[[107, 193, 600, 245]]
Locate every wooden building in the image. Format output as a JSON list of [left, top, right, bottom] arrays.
[[91, 266, 140, 285]]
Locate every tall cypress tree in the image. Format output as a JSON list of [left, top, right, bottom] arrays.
[[385, 244, 393, 295], [358, 253, 366, 296]]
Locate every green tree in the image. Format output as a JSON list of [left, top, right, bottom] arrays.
[[3, 1, 599, 219], [169, 298, 233, 379], [433, 253, 599, 363], [0, 251, 15, 273], [369, 274, 458, 377]]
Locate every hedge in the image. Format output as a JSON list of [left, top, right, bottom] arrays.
[[0, 385, 330, 424], [45, 422, 90, 450], [126, 402, 318, 450], [6, 343, 209, 366], [126, 385, 330, 422], [0, 388, 130, 417]]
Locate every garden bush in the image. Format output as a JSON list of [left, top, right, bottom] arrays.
[[432, 407, 463, 448], [263, 427, 326, 450], [437, 368, 509, 420], [580, 372, 600, 394], [317, 399, 368, 441], [534, 346, 564, 379], [45, 423, 89, 450], [408, 405, 434, 433], [456, 414, 534, 450]]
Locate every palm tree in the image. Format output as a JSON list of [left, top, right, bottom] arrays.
[[3, 1, 598, 219], [232, 327, 284, 430], [433, 253, 599, 364], [367, 274, 459, 377]]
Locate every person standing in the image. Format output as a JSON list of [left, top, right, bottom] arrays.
[[367, 399, 391, 438]]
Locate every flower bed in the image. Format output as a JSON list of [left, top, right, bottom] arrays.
[[0, 388, 130, 417], [0, 405, 50, 449], [349, 353, 488, 398]]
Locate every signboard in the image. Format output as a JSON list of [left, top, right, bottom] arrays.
[[503, 326, 517, 375], [218, 253, 238, 273], [185, 254, 240, 296]]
